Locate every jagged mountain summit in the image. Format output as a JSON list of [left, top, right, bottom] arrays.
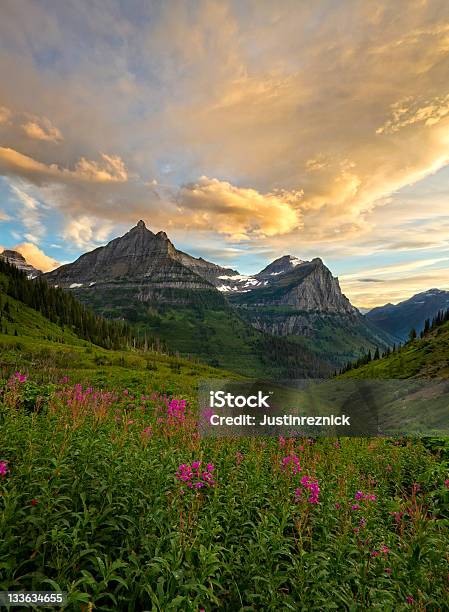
[[44, 220, 355, 316], [0, 249, 42, 278], [367, 289, 449, 341], [255, 255, 305, 279], [45, 220, 237, 291], [233, 257, 357, 314]]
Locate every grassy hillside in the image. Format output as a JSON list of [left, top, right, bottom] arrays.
[[0, 290, 239, 397], [69, 284, 332, 379], [341, 319, 449, 379]]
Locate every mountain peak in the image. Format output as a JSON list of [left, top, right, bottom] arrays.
[[256, 254, 305, 279], [0, 249, 42, 278], [2, 249, 26, 263], [137, 219, 146, 228]]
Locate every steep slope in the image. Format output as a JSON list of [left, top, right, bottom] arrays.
[[0, 249, 42, 278], [342, 318, 449, 379], [0, 273, 239, 395], [367, 289, 449, 341], [44, 222, 331, 379], [229, 257, 393, 366]]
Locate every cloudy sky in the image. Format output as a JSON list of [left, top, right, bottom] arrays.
[[1, 0, 449, 307]]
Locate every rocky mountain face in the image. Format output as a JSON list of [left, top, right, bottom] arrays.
[[45, 220, 239, 290], [227, 257, 392, 361], [45, 220, 221, 304], [242, 257, 357, 314], [0, 250, 42, 278], [367, 289, 449, 341], [43, 221, 394, 369]]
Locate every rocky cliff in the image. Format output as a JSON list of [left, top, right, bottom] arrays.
[[0, 250, 42, 278], [231, 257, 357, 314]]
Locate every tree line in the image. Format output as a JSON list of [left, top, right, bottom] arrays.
[[339, 307, 449, 374], [0, 259, 156, 351]]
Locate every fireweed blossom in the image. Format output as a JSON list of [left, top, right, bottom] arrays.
[[176, 461, 215, 491], [54, 384, 118, 417], [281, 452, 301, 476], [295, 476, 320, 504], [6, 371, 27, 390], [160, 397, 195, 433], [354, 491, 377, 503], [0, 460, 9, 478]]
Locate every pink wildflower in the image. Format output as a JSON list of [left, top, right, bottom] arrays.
[[175, 461, 215, 490], [0, 461, 9, 478], [444, 479, 449, 490], [406, 596, 414, 605], [351, 504, 361, 511], [295, 475, 320, 504], [235, 451, 244, 465], [281, 452, 301, 476], [355, 491, 364, 500]]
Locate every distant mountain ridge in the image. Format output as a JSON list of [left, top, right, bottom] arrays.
[[367, 289, 449, 341], [43, 220, 394, 371]]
